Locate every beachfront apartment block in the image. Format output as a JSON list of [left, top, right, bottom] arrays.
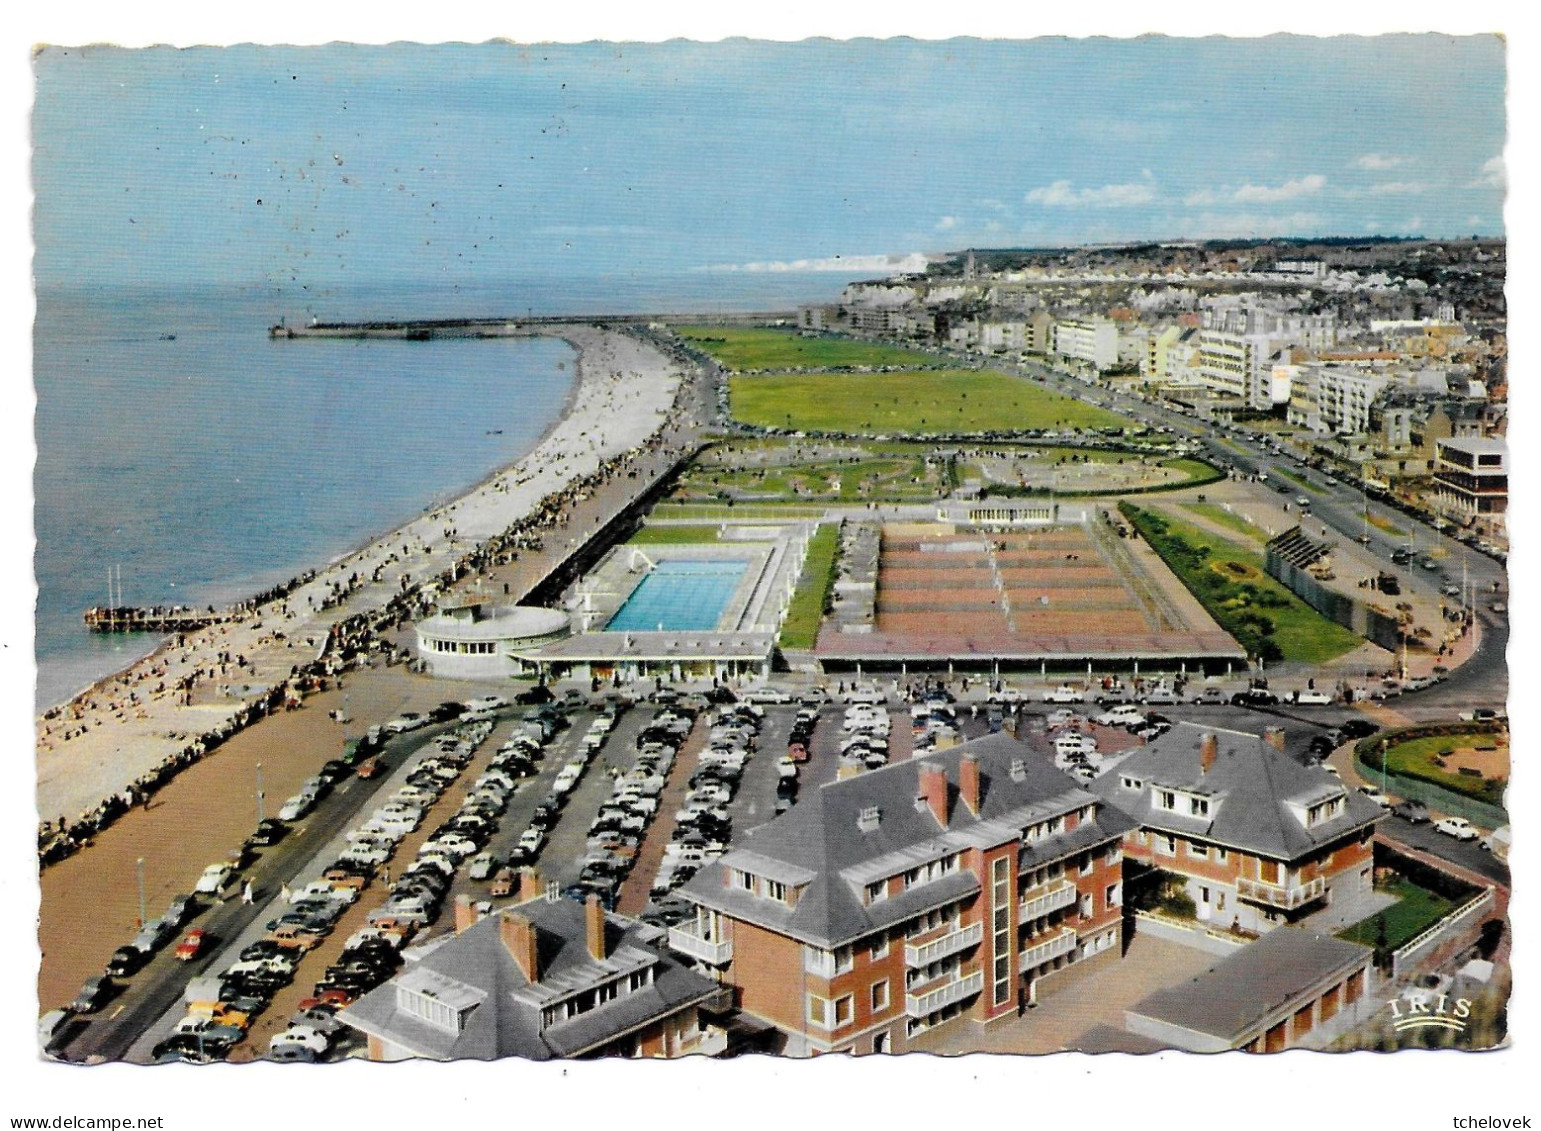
[[671, 732, 1134, 1055], [339, 894, 726, 1060], [1051, 316, 1120, 371], [1432, 435, 1507, 533], [1087, 724, 1385, 936]]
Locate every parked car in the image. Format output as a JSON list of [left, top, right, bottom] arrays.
[[1391, 800, 1430, 824], [105, 946, 145, 978], [1190, 686, 1228, 705], [175, 929, 210, 962], [1295, 689, 1333, 706], [1042, 685, 1085, 704], [194, 862, 235, 895], [1358, 786, 1392, 809], [1434, 816, 1478, 842], [70, 977, 113, 1014]]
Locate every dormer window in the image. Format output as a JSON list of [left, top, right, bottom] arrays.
[[1155, 789, 1177, 811], [1304, 795, 1346, 827], [1121, 776, 1143, 791], [1190, 797, 1210, 817], [865, 879, 888, 905]]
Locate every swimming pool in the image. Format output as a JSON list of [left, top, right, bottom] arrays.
[[605, 559, 750, 633]]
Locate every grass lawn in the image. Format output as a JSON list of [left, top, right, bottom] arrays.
[[673, 326, 931, 371], [729, 370, 1128, 435], [1337, 878, 1454, 950], [779, 523, 840, 649], [1277, 466, 1329, 495], [1181, 502, 1270, 543], [1365, 729, 1507, 805], [1368, 512, 1408, 537], [627, 524, 727, 545], [1121, 503, 1362, 664]]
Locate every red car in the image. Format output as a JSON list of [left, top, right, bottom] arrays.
[[174, 929, 208, 962]]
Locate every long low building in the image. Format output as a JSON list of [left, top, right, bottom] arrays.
[[1125, 926, 1374, 1052]]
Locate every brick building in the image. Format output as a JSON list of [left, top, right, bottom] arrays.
[[671, 732, 1134, 1054], [1088, 724, 1384, 935]]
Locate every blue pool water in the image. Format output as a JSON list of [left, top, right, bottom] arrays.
[[606, 560, 750, 633]]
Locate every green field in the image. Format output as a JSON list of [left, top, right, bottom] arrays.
[[627, 524, 728, 545], [1361, 728, 1507, 806], [779, 524, 841, 649], [729, 370, 1128, 435], [1181, 502, 1270, 543], [1120, 503, 1362, 664], [674, 326, 931, 371], [677, 441, 946, 503], [1368, 512, 1408, 537], [1337, 878, 1454, 951]]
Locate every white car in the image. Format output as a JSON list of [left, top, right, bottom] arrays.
[[1044, 709, 1082, 730], [269, 1028, 329, 1056], [193, 863, 234, 895], [1141, 687, 1181, 705], [468, 852, 498, 881], [1096, 705, 1145, 728], [518, 828, 545, 854], [844, 686, 887, 706], [1358, 786, 1392, 809], [1054, 733, 1097, 757], [744, 688, 793, 705], [463, 695, 509, 713], [277, 794, 315, 822], [1434, 817, 1478, 842], [383, 713, 427, 735], [1295, 689, 1333, 705], [1042, 686, 1086, 704]]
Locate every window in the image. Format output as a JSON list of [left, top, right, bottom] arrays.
[[834, 945, 854, 974], [766, 879, 787, 903], [1079, 853, 1094, 876], [1259, 859, 1282, 884], [1190, 797, 1210, 817], [865, 880, 887, 905], [1120, 776, 1143, 791], [1189, 841, 1209, 858], [1216, 846, 1229, 863], [871, 980, 890, 1012], [734, 869, 755, 892], [1155, 789, 1177, 812], [992, 857, 1011, 1006], [1157, 834, 1177, 857], [903, 854, 958, 890], [871, 932, 890, 960], [1105, 882, 1122, 907], [808, 995, 832, 1029], [1079, 893, 1094, 918]]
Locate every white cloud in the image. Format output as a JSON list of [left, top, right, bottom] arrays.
[[1354, 153, 1407, 171], [1025, 173, 1155, 209], [1467, 155, 1506, 190], [935, 215, 960, 232], [696, 252, 932, 274], [1186, 175, 1327, 208], [1341, 181, 1429, 199]]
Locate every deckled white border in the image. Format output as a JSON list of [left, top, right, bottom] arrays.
[[2, 4, 1531, 1128]]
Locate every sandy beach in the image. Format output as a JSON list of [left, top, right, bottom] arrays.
[[34, 325, 684, 825]]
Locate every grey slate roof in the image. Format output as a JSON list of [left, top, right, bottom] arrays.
[[338, 897, 718, 1061], [679, 731, 1131, 949], [1087, 722, 1383, 861], [1128, 927, 1371, 1043]]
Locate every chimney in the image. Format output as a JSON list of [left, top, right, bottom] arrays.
[[1199, 733, 1219, 774], [453, 894, 478, 935], [585, 895, 608, 962], [1263, 727, 1286, 753], [958, 753, 981, 816], [917, 761, 948, 826], [519, 866, 544, 903], [501, 912, 540, 983]]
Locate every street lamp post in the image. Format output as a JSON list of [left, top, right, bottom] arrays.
[[136, 857, 146, 929], [256, 762, 265, 824]]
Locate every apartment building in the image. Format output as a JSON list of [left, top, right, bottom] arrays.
[[1052, 317, 1120, 371], [1196, 330, 1278, 408], [1432, 436, 1507, 530], [340, 894, 725, 1061], [1088, 724, 1384, 935], [671, 732, 1134, 1055], [1286, 363, 1394, 435]]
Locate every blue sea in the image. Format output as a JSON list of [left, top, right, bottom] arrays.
[[32, 272, 851, 709]]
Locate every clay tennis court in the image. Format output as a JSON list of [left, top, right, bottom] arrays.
[[816, 521, 1245, 664]]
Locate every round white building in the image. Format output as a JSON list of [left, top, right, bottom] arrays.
[[415, 603, 572, 680]]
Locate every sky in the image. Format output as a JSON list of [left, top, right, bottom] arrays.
[[31, 35, 1506, 291]]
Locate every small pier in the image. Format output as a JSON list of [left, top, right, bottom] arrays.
[[83, 605, 236, 634]]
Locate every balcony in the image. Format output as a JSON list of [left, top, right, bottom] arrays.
[[905, 970, 985, 1018], [1017, 879, 1078, 925], [1019, 926, 1079, 969], [904, 921, 984, 967], [1235, 875, 1327, 911], [668, 922, 733, 966]]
